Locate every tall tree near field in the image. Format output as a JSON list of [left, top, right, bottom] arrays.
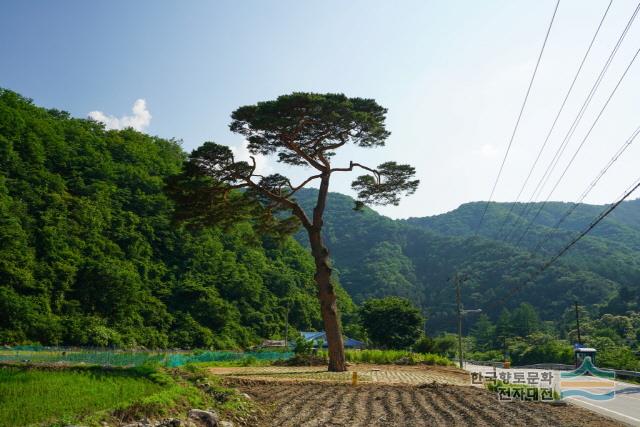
[[360, 296, 425, 350], [177, 93, 419, 371]]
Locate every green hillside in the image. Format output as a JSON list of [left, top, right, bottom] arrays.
[[0, 89, 358, 348], [2, 88, 638, 348], [294, 189, 640, 332]]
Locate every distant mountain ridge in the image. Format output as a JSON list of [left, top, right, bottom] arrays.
[[405, 199, 640, 252], [294, 189, 640, 332]]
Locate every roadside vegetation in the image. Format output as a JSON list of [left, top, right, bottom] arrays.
[[465, 304, 640, 371]]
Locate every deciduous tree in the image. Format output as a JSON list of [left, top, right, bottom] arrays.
[[360, 296, 424, 350]]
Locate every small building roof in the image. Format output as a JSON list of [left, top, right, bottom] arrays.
[[574, 347, 597, 352], [299, 331, 366, 348], [301, 331, 326, 341]]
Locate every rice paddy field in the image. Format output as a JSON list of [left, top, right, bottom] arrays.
[[0, 367, 163, 427]]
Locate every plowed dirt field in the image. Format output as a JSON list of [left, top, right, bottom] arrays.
[[230, 380, 622, 426], [215, 365, 623, 426]]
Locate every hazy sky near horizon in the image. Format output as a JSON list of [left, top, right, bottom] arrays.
[[2, 1, 640, 219]]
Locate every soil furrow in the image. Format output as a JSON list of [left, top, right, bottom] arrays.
[[389, 387, 408, 426], [419, 388, 461, 425], [398, 387, 427, 427], [412, 387, 448, 426], [448, 388, 504, 426], [290, 385, 337, 426], [328, 386, 359, 426], [225, 375, 624, 427], [270, 385, 323, 424], [435, 388, 480, 426]]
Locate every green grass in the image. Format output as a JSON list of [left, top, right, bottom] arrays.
[[317, 349, 454, 366], [0, 349, 168, 367], [188, 356, 274, 368], [0, 363, 256, 427], [0, 366, 163, 427], [179, 365, 256, 422]]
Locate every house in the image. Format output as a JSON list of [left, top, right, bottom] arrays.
[[260, 339, 287, 348], [300, 331, 366, 349]]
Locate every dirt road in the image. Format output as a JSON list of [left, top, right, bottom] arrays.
[[230, 379, 623, 426]]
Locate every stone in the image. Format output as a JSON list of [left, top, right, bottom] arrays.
[[188, 409, 219, 427], [218, 422, 234, 427], [156, 419, 182, 427]]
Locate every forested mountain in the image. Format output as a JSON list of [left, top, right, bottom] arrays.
[[0, 89, 358, 348], [2, 88, 638, 348], [294, 189, 640, 333]]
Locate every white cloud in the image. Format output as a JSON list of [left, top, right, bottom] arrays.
[[88, 99, 151, 131], [230, 141, 271, 176]]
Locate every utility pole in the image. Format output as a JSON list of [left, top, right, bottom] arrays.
[[455, 274, 464, 369], [284, 299, 290, 349], [574, 300, 582, 345], [502, 336, 508, 360], [453, 273, 482, 370]]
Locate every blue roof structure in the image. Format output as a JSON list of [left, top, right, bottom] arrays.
[[299, 331, 365, 349]]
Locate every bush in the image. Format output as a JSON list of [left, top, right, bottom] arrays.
[[293, 335, 314, 355], [413, 334, 457, 356], [508, 334, 573, 365], [465, 350, 503, 362], [413, 336, 434, 354], [274, 353, 327, 366], [317, 349, 453, 366]]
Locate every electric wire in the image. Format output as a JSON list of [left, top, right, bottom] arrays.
[[487, 175, 640, 310], [495, 0, 613, 240], [533, 123, 640, 253], [512, 44, 640, 247], [503, 2, 640, 243], [474, 0, 561, 235]]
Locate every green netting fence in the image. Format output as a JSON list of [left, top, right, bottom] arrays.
[[164, 351, 293, 367], [0, 346, 293, 367]]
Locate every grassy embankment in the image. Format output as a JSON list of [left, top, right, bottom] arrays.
[[0, 364, 252, 427]]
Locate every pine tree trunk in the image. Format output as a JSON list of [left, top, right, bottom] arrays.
[[308, 228, 347, 372]]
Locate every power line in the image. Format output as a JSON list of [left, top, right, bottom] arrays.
[[533, 123, 640, 253], [512, 44, 640, 247], [475, 0, 560, 234], [487, 175, 640, 311], [502, 2, 640, 243], [495, 0, 613, 240]]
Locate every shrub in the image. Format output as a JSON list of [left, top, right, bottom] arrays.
[[413, 336, 434, 354], [293, 335, 314, 355], [317, 349, 453, 366]]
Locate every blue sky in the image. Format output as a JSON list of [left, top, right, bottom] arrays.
[[2, 1, 640, 218]]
